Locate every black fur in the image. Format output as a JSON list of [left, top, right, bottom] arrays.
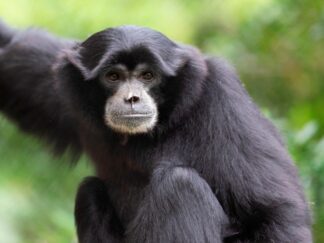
[[0, 22, 312, 242]]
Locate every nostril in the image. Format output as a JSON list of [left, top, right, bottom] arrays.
[[125, 96, 140, 104]]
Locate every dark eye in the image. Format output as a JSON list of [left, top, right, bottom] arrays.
[[141, 72, 154, 81], [105, 72, 120, 82]]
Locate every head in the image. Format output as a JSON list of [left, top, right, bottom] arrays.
[[59, 26, 207, 135]]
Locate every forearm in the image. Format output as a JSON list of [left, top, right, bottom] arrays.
[[224, 173, 312, 243], [75, 177, 124, 243], [227, 220, 312, 243], [254, 202, 312, 243]]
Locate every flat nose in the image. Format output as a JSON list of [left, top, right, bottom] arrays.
[[124, 95, 140, 104]]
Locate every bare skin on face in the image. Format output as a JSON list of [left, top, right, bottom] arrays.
[[102, 64, 159, 134]]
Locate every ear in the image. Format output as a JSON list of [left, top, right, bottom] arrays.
[[62, 47, 108, 81], [61, 47, 92, 80], [157, 44, 207, 77], [153, 46, 189, 77], [60, 36, 109, 80]]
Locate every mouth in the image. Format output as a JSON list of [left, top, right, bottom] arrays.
[[105, 111, 158, 134], [120, 113, 154, 118]]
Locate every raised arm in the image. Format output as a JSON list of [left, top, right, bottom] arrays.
[[0, 22, 80, 155]]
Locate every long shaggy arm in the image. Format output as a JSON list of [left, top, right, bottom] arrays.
[[0, 21, 80, 156]]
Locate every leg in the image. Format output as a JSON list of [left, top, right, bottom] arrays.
[[125, 165, 233, 243], [75, 177, 124, 243]]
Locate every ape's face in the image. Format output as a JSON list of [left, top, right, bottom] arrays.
[[63, 26, 205, 135], [93, 43, 178, 135], [100, 61, 160, 134]]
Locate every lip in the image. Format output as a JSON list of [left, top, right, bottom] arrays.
[[120, 113, 153, 118]]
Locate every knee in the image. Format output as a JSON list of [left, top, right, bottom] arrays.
[[153, 165, 199, 187], [170, 166, 195, 182]]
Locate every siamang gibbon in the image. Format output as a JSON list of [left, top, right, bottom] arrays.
[[0, 21, 312, 243]]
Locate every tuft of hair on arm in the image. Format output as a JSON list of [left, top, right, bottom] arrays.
[[0, 20, 15, 48]]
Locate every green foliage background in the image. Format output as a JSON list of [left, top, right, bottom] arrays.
[[0, 0, 323, 242]]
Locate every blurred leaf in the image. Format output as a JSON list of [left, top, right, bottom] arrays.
[[295, 121, 318, 145]]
